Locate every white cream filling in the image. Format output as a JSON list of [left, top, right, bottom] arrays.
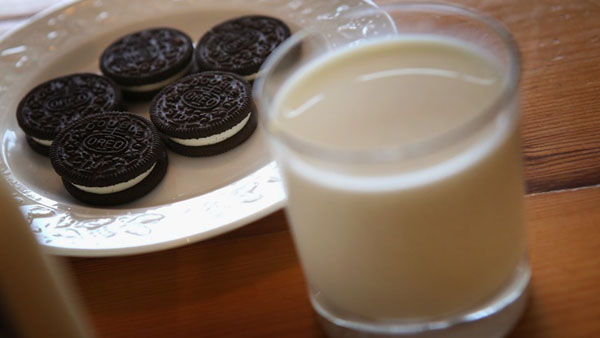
[[32, 137, 53, 146], [170, 113, 251, 146], [243, 70, 261, 81], [121, 64, 191, 93], [72, 163, 156, 194]]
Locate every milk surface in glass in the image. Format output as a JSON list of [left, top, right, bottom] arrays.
[[269, 36, 526, 319]]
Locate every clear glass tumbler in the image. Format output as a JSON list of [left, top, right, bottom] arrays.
[[254, 3, 529, 337]]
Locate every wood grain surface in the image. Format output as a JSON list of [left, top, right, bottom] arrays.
[[2, 0, 600, 337], [462, 0, 600, 193], [511, 187, 600, 338]]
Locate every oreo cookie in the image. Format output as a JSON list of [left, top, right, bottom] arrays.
[[16, 73, 122, 156], [149, 71, 256, 156], [100, 27, 194, 99], [50, 112, 168, 206], [195, 15, 291, 81]]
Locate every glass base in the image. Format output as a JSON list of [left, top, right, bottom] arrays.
[[311, 259, 530, 338]]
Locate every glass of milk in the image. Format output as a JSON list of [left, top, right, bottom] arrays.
[[254, 3, 529, 337]]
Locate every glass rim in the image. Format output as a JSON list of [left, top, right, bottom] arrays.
[[253, 2, 521, 163]]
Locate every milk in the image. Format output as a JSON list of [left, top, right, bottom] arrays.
[[268, 37, 526, 319]]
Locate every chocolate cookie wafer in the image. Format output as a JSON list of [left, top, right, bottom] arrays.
[[100, 27, 194, 99], [50, 112, 168, 206], [149, 71, 256, 156], [16, 73, 122, 156], [195, 15, 291, 81]]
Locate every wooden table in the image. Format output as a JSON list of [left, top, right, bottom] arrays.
[[2, 1, 600, 337]]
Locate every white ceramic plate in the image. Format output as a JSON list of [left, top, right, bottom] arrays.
[[0, 0, 391, 257]]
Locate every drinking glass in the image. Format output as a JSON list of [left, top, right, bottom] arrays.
[[253, 3, 529, 337]]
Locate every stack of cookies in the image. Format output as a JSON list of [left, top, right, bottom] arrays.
[[16, 15, 291, 206]]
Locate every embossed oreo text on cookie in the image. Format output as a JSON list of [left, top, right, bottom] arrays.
[[44, 91, 92, 112], [83, 134, 129, 154], [195, 16, 291, 77], [181, 88, 222, 110]]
